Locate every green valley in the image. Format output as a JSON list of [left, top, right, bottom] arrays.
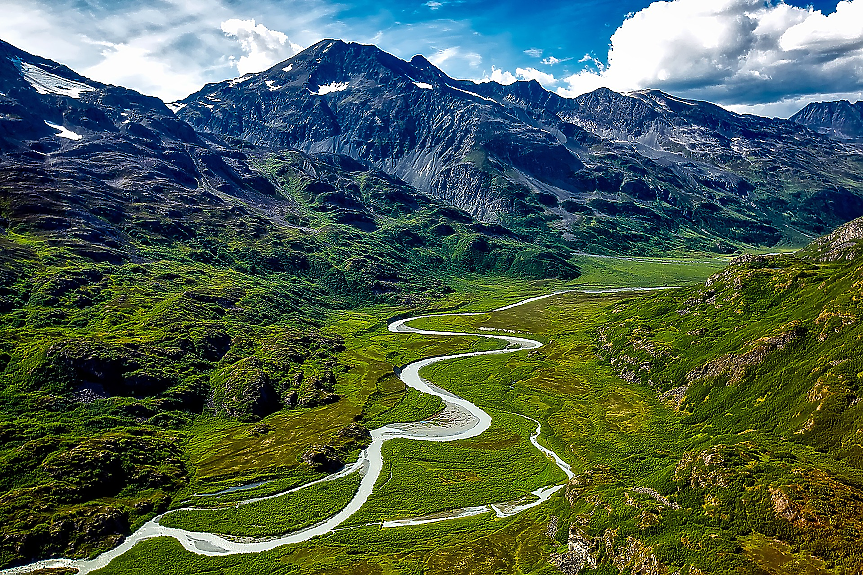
[[76, 223, 863, 574], [2, 28, 863, 575]]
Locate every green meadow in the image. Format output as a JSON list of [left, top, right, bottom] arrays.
[[87, 246, 863, 574], [83, 259, 721, 574]]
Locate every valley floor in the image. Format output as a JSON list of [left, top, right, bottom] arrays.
[[11, 253, 860, 575]]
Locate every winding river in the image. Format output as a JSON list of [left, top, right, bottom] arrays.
[[3, 288, 665, 575]]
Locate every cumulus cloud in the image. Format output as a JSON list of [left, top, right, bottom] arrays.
[[481, 66, 559, 86], [481, 66, 517, 84], [515, 67, 558, 85], [221, 19, 300, 75], [0, 0, 245, 101], [555, 0, 863, 111], [85, 40, 208, 100]]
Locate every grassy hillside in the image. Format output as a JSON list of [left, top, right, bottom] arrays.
[[587, 220, 863, 573], [36, 229, 860, 574], [0, 145, 585, 567]]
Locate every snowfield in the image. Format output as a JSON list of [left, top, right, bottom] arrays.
[[44, 120, 82, 140], [314, 81, 349, 95], [16, 61, 95, 99]]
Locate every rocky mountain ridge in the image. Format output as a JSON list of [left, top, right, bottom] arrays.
[[177, 39, 863, 255], [791, 100, 863, 141]]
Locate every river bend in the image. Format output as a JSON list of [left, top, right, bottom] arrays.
[[2, 289, 663, 574]]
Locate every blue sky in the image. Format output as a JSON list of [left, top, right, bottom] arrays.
[[2, 0, 861, 116]]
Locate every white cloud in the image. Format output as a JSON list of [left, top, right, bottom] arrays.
[[85, 41, 208, 100], [480, 66, 560, 87], [555, 0, 863, 114], [523, 48, 543, 58], [541, 56, 565, 65], [425, 1, 443, 9], [727, 90, 863, 118], [0, 0, 240, 101], [515, 67, 558, 86], [481, 66, 517, 85], [429, 47, 458, 66], [221, 19, 299, 75], [779, 0, 863, 51]]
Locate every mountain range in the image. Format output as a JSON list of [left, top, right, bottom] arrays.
[[3, 37, 863, 261], [176, 39, 863, 254], [1, 34, 863, 572]]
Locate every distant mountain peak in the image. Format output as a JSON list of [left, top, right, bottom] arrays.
[[790, 99, 863, 141], [167, 37, 863, 253]]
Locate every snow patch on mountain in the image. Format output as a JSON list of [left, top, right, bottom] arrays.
[[446, 85, 497, 103], [413, 82, 433, 90], [15, 60, 95, 99], [44, 120, 82, 140], [228, 75, 253, 87], [314, 82, 349, 95]]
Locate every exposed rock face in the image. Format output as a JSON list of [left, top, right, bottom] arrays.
[[608, 535, 662, 575], [686, 323, 806, 384], [178, 40, 863, 250], [801, 214, 863, 262], [631, 487, 680, 510], [549, 525, 597, 575], [301, 444, 344, 472], [770, 486, 799, 521], [657, 384, 688, 409], [176, 40, 585, 224], [791, 100, 863, 141], [548, 524, 663, 575], [675, 445, 735, 489]]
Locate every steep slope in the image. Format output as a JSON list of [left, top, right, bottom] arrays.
[[175, 39, 587, 229], [791, 100, 863, 141], [178, 40, 863, 255], [600, 215, 863, 454], [590, 217, 863, 572]]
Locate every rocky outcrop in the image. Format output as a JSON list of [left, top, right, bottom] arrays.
[[674, 445, 735, 489], [548, 524, 663, 575], [630, 487, 680, 510], [769, 486, 799, 521], [549, 527, 596, 574], [686, 323, 805, 384], [801, 214, 863, 262], [298, 423, 371, 473], [210, 357, 279, 421]]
